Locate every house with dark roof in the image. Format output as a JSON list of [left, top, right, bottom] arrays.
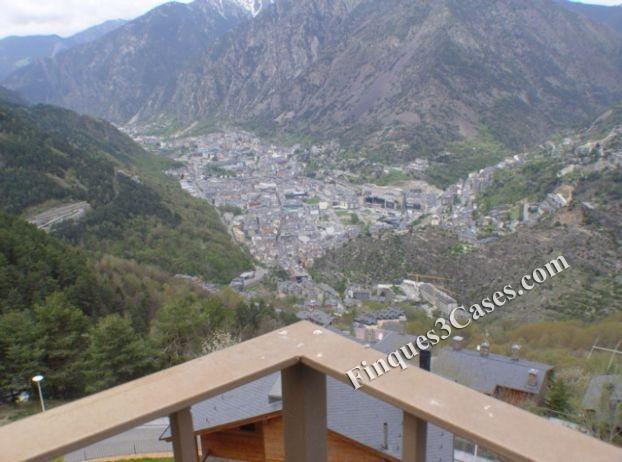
[[295, 310, 334, 327], [433, 338, 553, 405], [160, 372, 454, 462], [353, 308, 407, 342], [581, 375, 622, 432], [158, 329, 555, 462], [159, 328, 454, 461]]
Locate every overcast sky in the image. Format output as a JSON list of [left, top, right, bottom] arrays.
[[0, 0, 620, 39]]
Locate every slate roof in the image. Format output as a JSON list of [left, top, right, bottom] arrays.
[[161, 372, 454, 462], [353, 312, 378, 325], [581, 374, 622, 415], [376, 307, 406, 320], [354, 307, 405, 326], [374, 331, 419, 356], [295, 310, 334, 327], [432, 347, 553, 395]]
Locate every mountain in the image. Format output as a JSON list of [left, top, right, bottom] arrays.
[[5, 0, 622, 156], [557, 0, 622, 35], [3, 0, 250, 123], [0, 85, 27, 105], [158, 0, 622, 152], [0, 19, 127, 80], [0, 93, 252, 283], [66, 19, 128, 45], [233, 0, 276, 16]]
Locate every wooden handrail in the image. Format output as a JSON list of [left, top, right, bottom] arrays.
[[0, 321, 620, 462]]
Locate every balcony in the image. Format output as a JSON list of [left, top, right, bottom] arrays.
[[0, 321, 620, 462]]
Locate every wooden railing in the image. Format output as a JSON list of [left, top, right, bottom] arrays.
[[0, 321, 620, 462]]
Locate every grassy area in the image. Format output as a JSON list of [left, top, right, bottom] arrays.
[[477, 153, 562, 213], [304, 196, 321, 205], [373, 170, 410, 186], [0, 400, 66, 426], [425, 128, 509, 188]]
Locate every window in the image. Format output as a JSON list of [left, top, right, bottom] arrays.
[[239, 423, 257, 433]]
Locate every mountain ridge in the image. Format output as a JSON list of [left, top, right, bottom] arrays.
[[3, 0, 251, 122], [556, 0, 622, 34], [5, 0, 622, 155], [0, 19, 127, 79], [153, 0, 622, 151]]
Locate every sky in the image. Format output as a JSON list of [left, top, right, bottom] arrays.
[[0, 0, 620, 39]]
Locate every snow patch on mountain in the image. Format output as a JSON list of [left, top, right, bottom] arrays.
[[233, 0, 275, 17]]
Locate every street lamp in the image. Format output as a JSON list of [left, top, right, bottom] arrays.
[[32, 375, 45, 412]]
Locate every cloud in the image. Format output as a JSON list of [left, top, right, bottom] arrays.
[[0, 0, 191, 38]]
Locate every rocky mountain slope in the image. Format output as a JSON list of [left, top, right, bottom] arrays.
[[3, 0, 250, 123], [5, 0, 622, 155], [557, 0, 622, 35], [0, 19, 126, 79]]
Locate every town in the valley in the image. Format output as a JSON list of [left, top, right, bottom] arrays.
[[128, 129, 620, 321]]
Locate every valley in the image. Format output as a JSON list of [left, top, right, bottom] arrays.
[[0, 0, 621, 455], [133, 105, 621, 321]]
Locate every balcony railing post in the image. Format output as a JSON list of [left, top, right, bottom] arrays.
[[403, 412, 427, 462], [169, 407, 196, 462], [403, 348, 431, 462], [281, 364, 327, 462]]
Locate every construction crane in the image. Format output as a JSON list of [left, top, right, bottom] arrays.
[[409, 272, 449, 282]]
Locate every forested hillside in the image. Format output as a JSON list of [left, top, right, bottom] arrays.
[[0, 91, 295, 405], [0, 212, 292, 402], [0, 95, 252, 282]]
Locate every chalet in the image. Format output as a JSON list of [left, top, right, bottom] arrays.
[[160, 372, 454, 462], [581, 375, 622, 432], [433, 338, 553, 405], [3, 322, 618, 462]]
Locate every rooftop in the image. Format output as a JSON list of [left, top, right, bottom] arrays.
[[582, 374, 622, 415], [160, 372, 453, 461], [433, 346, 553, 395], [0, 321, 619, 462]]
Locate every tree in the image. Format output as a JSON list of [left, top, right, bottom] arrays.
[[544, 378, 572, 417], [84, 314, 155, 394], [151, 294, 232, 366], [34, 292, 90, 398], [0, 311, 41, 400]]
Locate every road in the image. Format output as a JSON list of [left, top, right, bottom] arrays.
[[64, 418, 171, 461]]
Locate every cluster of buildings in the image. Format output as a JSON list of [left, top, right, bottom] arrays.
[[123, 129, 622, 461], [171, 132, 365, 279], [438, 154, 529, 240], [341, 280, 458, 317]]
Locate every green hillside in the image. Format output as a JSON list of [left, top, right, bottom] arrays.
[[0, 212, 290, 401], [0, 97, 252, 283]]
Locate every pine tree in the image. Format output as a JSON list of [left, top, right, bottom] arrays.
[[0, 311, 42, 400], [84, 314, 155, 394], [34, 292, 90, 398], [545, 378, 572, 417], [151, 294, 231, 366]]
